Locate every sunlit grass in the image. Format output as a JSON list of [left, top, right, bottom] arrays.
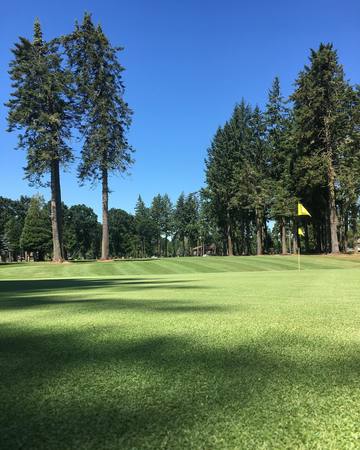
[[1, 256, 360, 449]]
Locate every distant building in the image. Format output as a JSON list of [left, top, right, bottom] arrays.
[[192, 243, 216, 256]]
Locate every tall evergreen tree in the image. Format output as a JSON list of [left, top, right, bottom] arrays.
[[174, 192, 188, 256], [64, 13, 133, 260], [7, 20, 73, 262], [265, 77, 295, 254], [134, 196, 155, 257], [184, 193, 200, 254], [205, 124, 237, 255], [161, 194, 174, 257], [291, 43, 356, 253], [150, 194, 164, 256]]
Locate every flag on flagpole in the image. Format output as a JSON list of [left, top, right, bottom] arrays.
[[297, 202, 311, 217], [298, 227, 305, 237]]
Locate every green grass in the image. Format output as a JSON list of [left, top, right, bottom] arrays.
[[1, 256, 360, 449]]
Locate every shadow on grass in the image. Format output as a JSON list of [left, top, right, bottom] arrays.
[[0, 278, 215, 312], [1, 278, 360, 448], [1, 324, 360, 449]]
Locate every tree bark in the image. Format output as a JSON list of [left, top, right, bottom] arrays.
[[280, 218, 287, 255], [50, 159, 64, 262], [292, 220, 297, 254], [344, 213, 348, 252], [328, 167, 339, 253], [324, 116, 340, 254], [226, 213, 233, 256], [101, 168, 110, 260], [256, 211, 263, 255]]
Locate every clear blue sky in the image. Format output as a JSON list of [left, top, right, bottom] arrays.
[[1, 0, 359, 218]]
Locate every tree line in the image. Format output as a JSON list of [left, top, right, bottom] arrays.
[[6, 14, 132, 262], [4, 16, 360, 260], [0, 192, 211, 261], [204, 43, 360, 255]]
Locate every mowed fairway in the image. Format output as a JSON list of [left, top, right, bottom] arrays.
[[1, 256, 360, 449]]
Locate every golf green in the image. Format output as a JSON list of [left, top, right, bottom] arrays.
[[1, 256, 360, 449]]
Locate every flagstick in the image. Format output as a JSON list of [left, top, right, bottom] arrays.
[[298, 246, 301, 271]]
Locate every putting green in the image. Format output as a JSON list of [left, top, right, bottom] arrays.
[[1, 256, 360, 449]]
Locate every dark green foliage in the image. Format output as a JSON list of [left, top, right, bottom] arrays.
[[184, 193, 200, 252], [64, 13, 133, 260], [0, 234, 10, 262], [135, 196, 156, 257], [150, 194, 164, 256], [63, 204, 100, 259], [291, 43, 359, 252], [4, 217, 23, 259], [65, 13, 133, 183], [109, 208, 136, 257], [6, 20, 73, 261], [174, 193, 188, 256], [20, 196, 52, 260], [0, 196, 31, 261], [160, 194, 174, 256], [205, 44, 360, 255], [6, 20, 73, 183]]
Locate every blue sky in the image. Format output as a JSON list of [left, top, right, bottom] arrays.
[[1, 0, 359, 217]]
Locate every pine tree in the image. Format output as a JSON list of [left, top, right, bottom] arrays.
[[161, 194, 174, 257], [134, 196, 154, 257], [4, 217, 23, 261], [265, 77, 295, 254], [64, 13, 133, 260], [291, 43, 356, 253], [174, 193, 188, 256], [6, 20, 73, 262], [150, 194, 164, 256], [184, 193, 200, 254], [205, 123, 238, 256], [20, 195, 52, 261]]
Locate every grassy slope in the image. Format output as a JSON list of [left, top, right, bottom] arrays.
[[1, 256, 360, 449]]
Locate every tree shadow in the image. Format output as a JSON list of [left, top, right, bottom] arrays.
[[1, 324, 360, 449], [0, 278, 215, 312]]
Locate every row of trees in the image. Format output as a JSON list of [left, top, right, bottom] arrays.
[[204, 43, 360, 255], [0, 192, 210, 261], [6, 14, 132, 262]]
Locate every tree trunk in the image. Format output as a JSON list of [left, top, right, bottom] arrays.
[[328, 175, 339, 253], [324, 116, 340, 254], [344, 214, 348, 252], [50, 159, 64, 262], [101, 168, 110, 260], [292, 220, 297, 254], [227, 216, 233, 256], [256, 211, 263, 255], [280, 218, 287, 255]]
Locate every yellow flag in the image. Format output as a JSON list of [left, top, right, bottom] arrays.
[[297, 203, 311, 217], [298, 227, 305, 237]]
